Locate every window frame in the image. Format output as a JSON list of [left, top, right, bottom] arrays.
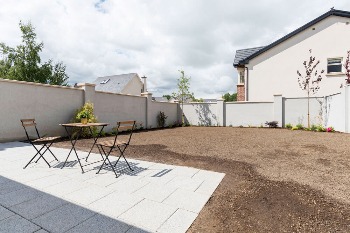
[[327, 57, 343, 74]]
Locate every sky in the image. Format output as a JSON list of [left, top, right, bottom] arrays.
[[1, 1, 350, 98]]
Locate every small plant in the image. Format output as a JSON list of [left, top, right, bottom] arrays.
[[327, 126, 335, 132], [265, 121, 278, 128], [285, 123, 293, 129], [229, 124, 233, 127], [72, 102, 98, 137], [239, 125, 244, 128], [157, 111, 168, 128], [310, 124, 317, 131], [296, 123, 304, 130], [291, 126, 299, 130], [259, 124, 264, 128], [316, 125, 326, 132]]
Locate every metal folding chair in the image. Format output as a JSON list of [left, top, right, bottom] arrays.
[[96, 120, 136, 177], [20, 119, 60, 169]]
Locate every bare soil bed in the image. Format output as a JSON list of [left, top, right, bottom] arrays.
[[55, 127, 350, 232]]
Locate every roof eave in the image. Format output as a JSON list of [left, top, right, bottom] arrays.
[[241, 9, 350, 64]]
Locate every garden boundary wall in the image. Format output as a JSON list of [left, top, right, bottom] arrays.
[[182, 85, 350, 133], [0, 79, 178, 142]]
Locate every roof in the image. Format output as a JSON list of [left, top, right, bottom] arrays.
[[93, 73, 140, 93], [234, 9, 350, 67], [233, 46, 265, 67]]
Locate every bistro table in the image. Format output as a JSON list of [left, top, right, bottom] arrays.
[[60, 122, 109, 173]]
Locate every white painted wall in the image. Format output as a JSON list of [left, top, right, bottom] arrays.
[[94, 91, 147, 131], [226, 102, 274, 127], [324, 93, 345, 132], [149, 101, 179, 128], [283, 97, 323, 127], [246, 16, 350, 101], [182, 103, 218, 126], [122, 76, 143, 96], [0, 79, 84, 142]]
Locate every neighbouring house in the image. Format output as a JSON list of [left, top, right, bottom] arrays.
[[93, 73, 147, 96], [233, 9, 350, 102]]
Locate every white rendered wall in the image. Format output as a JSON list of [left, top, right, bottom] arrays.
[[324, 93, 345, 132], [94, 91, 147, 131], [0, 79, 84, 142], [182, 103, 218, 126], [225, 102, 274, 127], [283, 97, 323, 127], [148, 101, 179, 128], [246, 16, 350, 101]]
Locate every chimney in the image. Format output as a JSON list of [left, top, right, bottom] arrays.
[[141, 76, 147, 93]]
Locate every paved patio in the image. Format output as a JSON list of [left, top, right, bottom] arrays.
[[0, 142, 224, 233]]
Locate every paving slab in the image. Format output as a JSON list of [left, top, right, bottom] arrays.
[[0, 205, 15, 221], [133, 182, 177, 202], [163, 188, 211, 213], [43, 179, 90, 196], [63, 184, 115, 206], [119, 199, 178, 232], [32, 203, 96, 233], [0, 187, 43, 207], [0, 214, 41, 233], [157, 209, 198, 233], [65, 213, 131, 233], [9, 194, 66, 220], [88, 192, 144, 218]]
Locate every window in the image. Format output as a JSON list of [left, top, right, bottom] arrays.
[[100, 79, 110, 84], [327, 58, 342, 74], [239, 71, 245, 84]]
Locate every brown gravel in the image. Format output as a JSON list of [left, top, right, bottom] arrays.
[[55, 127, 350, 232]]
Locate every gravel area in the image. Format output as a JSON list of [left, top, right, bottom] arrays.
[[55, 127, 350, 232]]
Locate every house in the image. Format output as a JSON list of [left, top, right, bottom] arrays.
[[93, 73, 146, 96], [233, 9, 350, 102]]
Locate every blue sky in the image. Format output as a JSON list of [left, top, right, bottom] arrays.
[[1, 0, 350, 98]]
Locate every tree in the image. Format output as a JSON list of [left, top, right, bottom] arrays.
[[222, 92, 237, 102], [0, 21, 69, 85], [172, 70, 194, 124], [162, 94, 172, 101], [297, 49, 324, 128], [344, 50, 350, 84]]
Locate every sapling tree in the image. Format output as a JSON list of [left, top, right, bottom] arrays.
[[297, 49, 324, 128], [172, 70, 194, 125], [344, 50, 350, 84]]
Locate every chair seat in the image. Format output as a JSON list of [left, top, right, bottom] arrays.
[[97, 139, 126, 147], [33, 136, 61, 143]]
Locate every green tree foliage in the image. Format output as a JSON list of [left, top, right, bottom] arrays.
[[172, 70, 194, 124], [0, 21, 69, 85], [162, 94, 172, 101], [222, 93, 237, 102]]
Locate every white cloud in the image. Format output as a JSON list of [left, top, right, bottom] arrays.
[[1, 0, 350, 98]]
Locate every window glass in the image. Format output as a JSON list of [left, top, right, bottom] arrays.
[[239, 71, 245, 83], [327, 58, 342, 73]]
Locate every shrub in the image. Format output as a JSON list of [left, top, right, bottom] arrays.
[[296, 123, 304, 130], [157, 111, 168, 128], [285, 123, 293, 129], [265, 121, 278, 128]]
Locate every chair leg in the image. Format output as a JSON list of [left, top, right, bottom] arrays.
[[96, 146, 119, 178], [96, 146, 111, 174], [25, 144, 51, 169], [116, 145, 133, 171]]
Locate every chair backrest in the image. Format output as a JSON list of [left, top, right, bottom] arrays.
[[113, 120, 136, 146], [20, 119, 40, 141]]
